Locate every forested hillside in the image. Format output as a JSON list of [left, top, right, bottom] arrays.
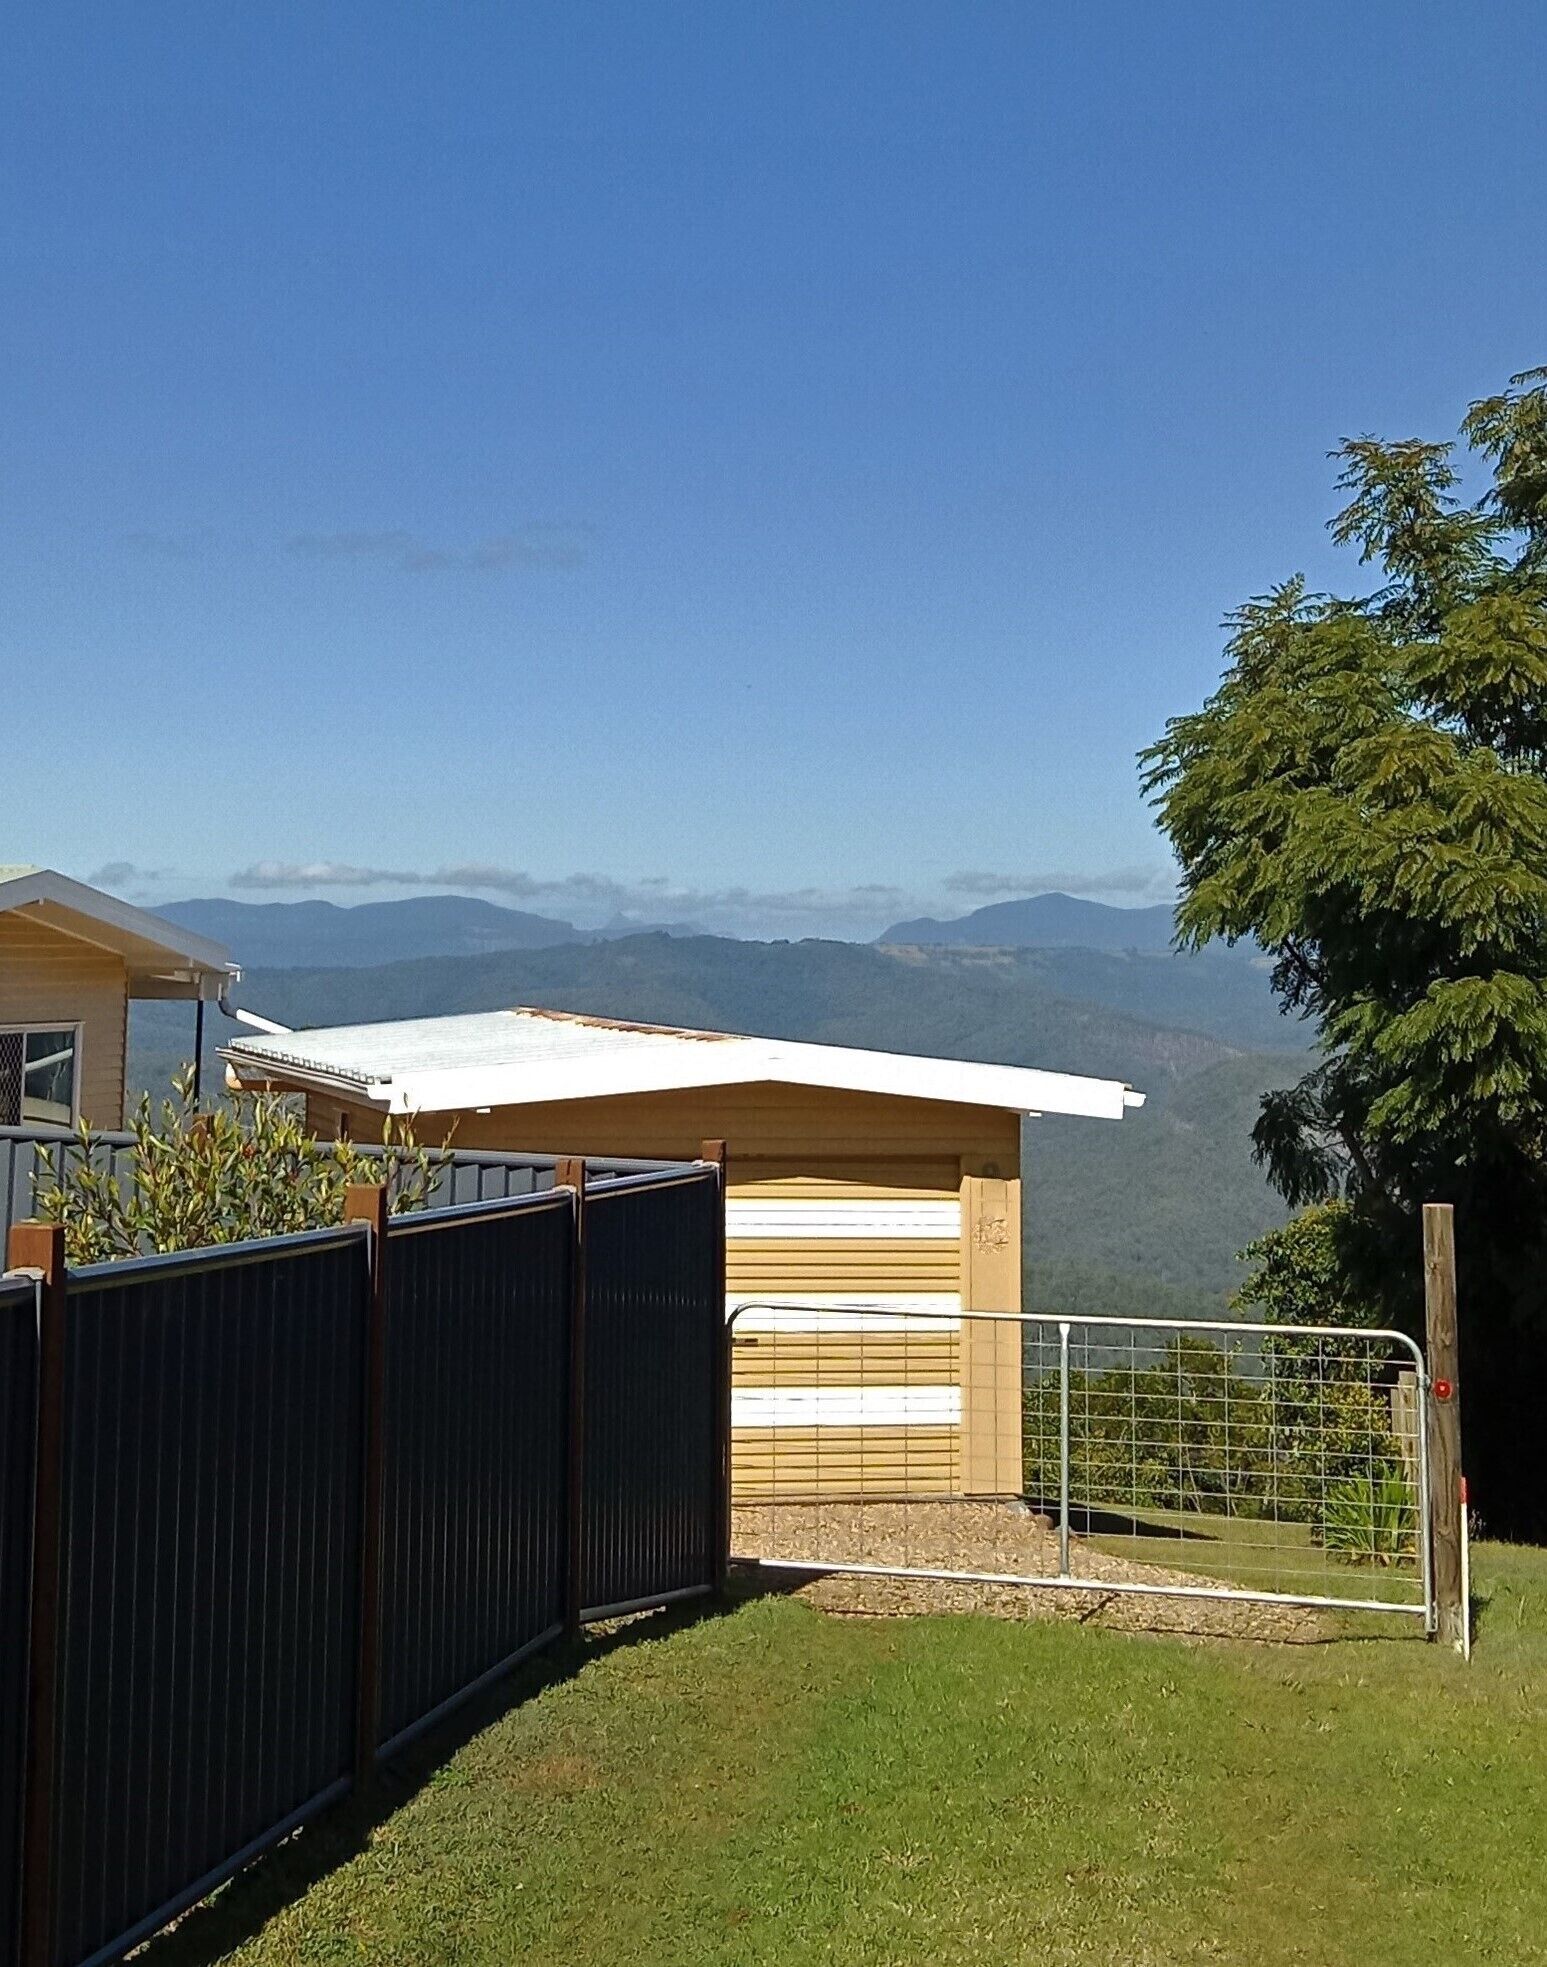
[[129, 930, 1299, 1307]]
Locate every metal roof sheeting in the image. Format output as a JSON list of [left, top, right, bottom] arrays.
[[221, 1005, 1146, 1121]]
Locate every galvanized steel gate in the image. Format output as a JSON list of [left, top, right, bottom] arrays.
[[728, 1304, 1435, 1627]]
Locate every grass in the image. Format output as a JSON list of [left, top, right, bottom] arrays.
[[1082, 1505, 1426, 1606], [146, 1544, 1547, 1967]]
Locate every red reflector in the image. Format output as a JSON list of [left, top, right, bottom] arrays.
[[1434, 1377, 1453, 1401]]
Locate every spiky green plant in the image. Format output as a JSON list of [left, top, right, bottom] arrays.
[[1323, 1461, 1417, 1567]]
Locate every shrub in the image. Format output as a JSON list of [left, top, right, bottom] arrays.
[[34, 1068, 442, 1263], [1323, 1461, 1417, 1567]]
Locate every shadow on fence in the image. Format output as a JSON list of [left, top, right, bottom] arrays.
[[133, 1590, 724, 1967], [0, 1154, 727, 1967]]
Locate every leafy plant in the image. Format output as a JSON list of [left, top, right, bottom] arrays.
[[1024, 1334, 1274, 1519], [1141, 367, 1547, 1532], [1323, 1461, 1417, 1567], [35, 1067, 444, 1263], [1233, 1205, 1407, 1521]]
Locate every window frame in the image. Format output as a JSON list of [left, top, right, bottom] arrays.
[[0, 1021, 84, 1128]]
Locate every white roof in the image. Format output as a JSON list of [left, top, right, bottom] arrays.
[[0, 866, 238, 999], [221, 1005, 1146, 1121]]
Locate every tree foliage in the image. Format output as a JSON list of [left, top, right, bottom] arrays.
[[35, 1070, 440, 1264], [1022, 1331, 1407, 1541], [1142, 369, 1547, 1529], [1232, 1203, 1377, 1329]]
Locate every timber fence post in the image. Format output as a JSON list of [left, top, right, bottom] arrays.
[[345, 1183, 390, 1782], [556, 1158, 587, 1642], [1423, 1202, 1465, 1650], [9, 1220, 66, 1967], [698, 1140, 730, 1595]]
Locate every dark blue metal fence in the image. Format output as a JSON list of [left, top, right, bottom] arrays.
[[0, 1278, 36, 1967], [0, 1126, 672, 1257], [581, 1172, 724, 1618], [376, 1195, 572, 1754], [0, 1156, 725, 1967], [52, 1233, 369, 1967]]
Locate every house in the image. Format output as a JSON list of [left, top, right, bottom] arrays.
[[0, 867, 237, 1127], [223, 1006, 1145, 1499]]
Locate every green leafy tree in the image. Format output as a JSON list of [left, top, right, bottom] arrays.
[[1142, 368, 1547, 1531], [36, 1069, 441, 1264], [1235, 1205, 1407, 1526]]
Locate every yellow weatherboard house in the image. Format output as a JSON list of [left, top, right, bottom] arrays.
[[0, 866, 237, 1128], [222, 1006, 1144, 1499]]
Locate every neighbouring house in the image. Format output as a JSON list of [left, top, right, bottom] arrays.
[[0, 867, 237, 1128], [222, 1006, 1145, 1499]]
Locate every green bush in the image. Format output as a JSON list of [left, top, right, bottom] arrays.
[[1022, 1327, 1409, 1534], [35, 1068, 441, 1263], [1323, 1461, 1417, 1567]]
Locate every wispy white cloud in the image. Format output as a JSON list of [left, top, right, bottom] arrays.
[[228, 861, 917, 937], [121, 529, 214, 560], [227, 859, 1173, 937], [88, 859, 172, 897], [945, 865, 1177, 904], [285, 524, 593, 572], [232, 861, 422, 891]]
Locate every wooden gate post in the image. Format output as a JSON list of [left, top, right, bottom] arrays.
[[556, 1159, 587, 1641], [9, 1220, 66, 1967], [1423, 1203, 1465, 1650], [698, 1141, 730, 1595], [345, 1183, 390, 1782]]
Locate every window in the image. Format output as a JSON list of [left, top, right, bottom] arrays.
[[0, 1028, 79, 1126]]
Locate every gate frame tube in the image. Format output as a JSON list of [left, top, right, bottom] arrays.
[[726, 1301, 1435, 1629]]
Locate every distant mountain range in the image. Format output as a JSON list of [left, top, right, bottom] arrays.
[[128, 921, 1308, 1307], [160, 887, 1260, 976], [155, 894, 697, 969], [880, 890, 1183, 952], [126, 888, 1310, 1312]]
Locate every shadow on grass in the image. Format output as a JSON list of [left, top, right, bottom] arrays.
[[1023, 1497, 1220, 1540], [733, 1556, 1426, 1649], [138, 1592, 734, 1967]]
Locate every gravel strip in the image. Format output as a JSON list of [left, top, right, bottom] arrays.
[[732, 1499, 1327, 1643]]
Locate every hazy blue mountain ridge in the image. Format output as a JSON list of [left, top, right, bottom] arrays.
[[880, 891, 1181, 951], [126, 927, 1301, 1303]]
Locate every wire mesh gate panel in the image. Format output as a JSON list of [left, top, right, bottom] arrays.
[[729, 1305, 1433, 1624]]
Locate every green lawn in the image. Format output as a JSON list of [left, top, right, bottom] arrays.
[[1082, 1504, 1426, 1607], [149, 1546, 1547, 1967]]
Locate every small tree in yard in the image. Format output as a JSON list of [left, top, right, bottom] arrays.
[[1143, 366, 1547, 1534], [35, 1069, 441, 1263], [1235, 1205, 1408, 1533]]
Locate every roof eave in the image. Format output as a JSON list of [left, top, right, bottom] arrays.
[[0, 871, 237, 983], [220, 1032, 1142, 1122]]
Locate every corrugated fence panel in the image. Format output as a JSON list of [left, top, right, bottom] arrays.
[[0, 1130, 136, 1257], [51, 1233, 368, 1967], [0, 1129, 681, 1252], [582, 1173, 722, 1615], [0, 1277, 36, 1967], [377, 1197, 572, 1753]]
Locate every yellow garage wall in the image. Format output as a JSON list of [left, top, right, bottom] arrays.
[[300, 1079, 1027, 1502], [731, 1330, 960, 1387], [727, 1236, 962, 1295], [732, 1426, 961, 1498], [306, 1080, 1019, 1177], [0, 913, 128, 1128], [959, 1169, 1025, 1495]]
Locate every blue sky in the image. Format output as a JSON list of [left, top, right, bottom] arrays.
[[7, 3, 1545, 938]]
